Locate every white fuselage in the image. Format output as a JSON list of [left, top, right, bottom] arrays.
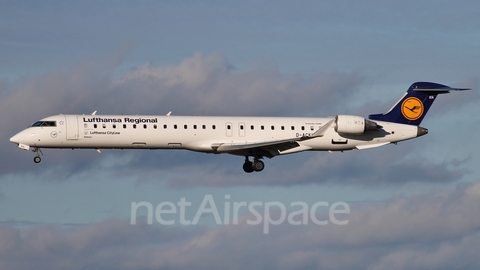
[[10, 114, 420, 155], [11, 80, 465, 172]]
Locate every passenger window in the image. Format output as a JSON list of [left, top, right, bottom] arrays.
[[281, 126, 284, 130], [227, 125, 231, 130], [133, 124, 137, 129], [310, 126, 314, 131], [84, 124, 87, 128], [184, 125, 187, 129], [123, 124, 127, 129], [113, 124, 116, 129], [250, 125, 254, 130], [202, 125, 206, 129], [193, 125, 197, 129], [271, 126, 274, 130], [240, 125, 244, 130], [94, 124, 97, 128], [154, 124, 157, 129], [212, 125, 216, 129], [164, 124, 167, 129], [102, 124, 106, 128], [291, 126, 295, 130], [174, 125, 177, 129], [301, 126, 305, 131], [144, 124, 147, 129], [261, 125, 264, 130]]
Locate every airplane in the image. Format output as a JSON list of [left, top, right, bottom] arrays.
[[10, 82, 470, 173]]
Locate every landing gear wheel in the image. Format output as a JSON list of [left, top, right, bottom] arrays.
[[243, 161, 254, 173], [252, 160, 265, 172], [32, 147, 43, 163]]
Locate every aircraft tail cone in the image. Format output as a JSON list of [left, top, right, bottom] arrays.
[[417, 126, 428, 137]]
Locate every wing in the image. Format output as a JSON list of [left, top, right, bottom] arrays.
[[213, 137, 303, 154], [211, 119, 334, 158]]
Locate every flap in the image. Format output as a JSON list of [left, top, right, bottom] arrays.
[[214, 137, 301, 153]]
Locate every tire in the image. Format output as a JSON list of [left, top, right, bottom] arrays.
[[243, 161, 254, 173], [253, 160, 264, 172]]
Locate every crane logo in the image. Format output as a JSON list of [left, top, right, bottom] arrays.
[[401, 97, 424, 121]]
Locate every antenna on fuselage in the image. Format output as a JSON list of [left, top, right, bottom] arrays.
[[91, 111, 97, 115], [166, 111, 172, 116]]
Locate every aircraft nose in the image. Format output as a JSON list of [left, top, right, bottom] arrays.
[[10, 135, 18, 143], [10, 131, 28, 144], [10, 134, 20, 144]]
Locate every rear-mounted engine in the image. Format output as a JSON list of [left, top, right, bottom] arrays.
[[335, 115, 381, 134]]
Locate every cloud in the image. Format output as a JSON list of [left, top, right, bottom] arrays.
[[23, 141, 462, 188], [0, 52, 363, 176], [112, 52, 365, 116], [1, 52, 473, 187], [119, 134, 465, 188], [1, 180, 480, 270]]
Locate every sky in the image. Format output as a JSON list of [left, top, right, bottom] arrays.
[[1, 1, 480, 269]]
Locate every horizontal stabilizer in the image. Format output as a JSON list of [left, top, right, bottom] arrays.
[[413, 86, 470, 93]]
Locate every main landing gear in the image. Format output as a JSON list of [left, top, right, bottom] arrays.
[[243, 157, 265, 173], [32, 147, 42, 163]]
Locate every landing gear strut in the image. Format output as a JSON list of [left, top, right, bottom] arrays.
[[32, 147, 42, 163], [242, 157, 265, 173]]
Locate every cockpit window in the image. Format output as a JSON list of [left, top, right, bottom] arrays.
[[31, 121, 57, 127]]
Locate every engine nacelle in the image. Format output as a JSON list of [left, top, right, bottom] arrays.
[[335, 115, 380, 134]]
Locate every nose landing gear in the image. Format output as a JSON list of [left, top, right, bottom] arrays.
[[32, 147, 43, 163], [242, 157, 265, 173]]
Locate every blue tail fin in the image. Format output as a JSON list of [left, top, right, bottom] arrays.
[[369, 82, 469, 125]]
